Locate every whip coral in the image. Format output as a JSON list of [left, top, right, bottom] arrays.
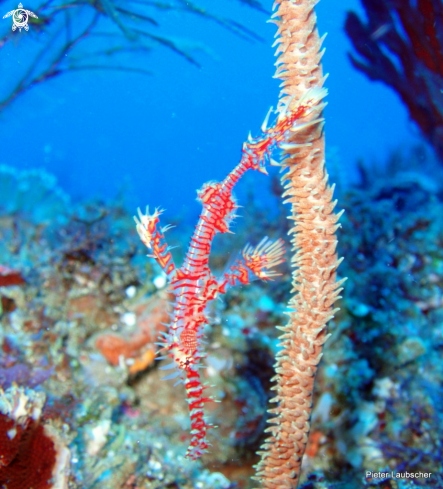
[[253, 1, 344, 487]]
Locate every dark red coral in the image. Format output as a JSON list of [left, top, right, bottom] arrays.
[[0, 413, 56, 489], [0, 265, 25, 287], [345, 0, 443, 161]]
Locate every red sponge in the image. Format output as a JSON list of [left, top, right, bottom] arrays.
[[0, 412, 56, 489]]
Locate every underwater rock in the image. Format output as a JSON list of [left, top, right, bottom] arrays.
[[0, 363, 53, 389], [397, 337, 427, 365]]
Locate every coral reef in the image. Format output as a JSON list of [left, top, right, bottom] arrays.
[[0, 164, 289, 488], [1, 149, 442, 488], [345, 0, 443, 162]]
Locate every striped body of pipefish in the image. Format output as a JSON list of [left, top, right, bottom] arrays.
[[134, 90, 324, 459]]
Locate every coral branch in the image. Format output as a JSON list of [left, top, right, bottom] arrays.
[[0, 0, 265, 113], [253, 1, 344, 487], [345, 0, 443, 162]]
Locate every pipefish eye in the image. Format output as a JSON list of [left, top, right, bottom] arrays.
[[182, 357, 192, 369]]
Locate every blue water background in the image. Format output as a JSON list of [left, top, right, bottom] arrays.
[[0, 0, 423, 222]]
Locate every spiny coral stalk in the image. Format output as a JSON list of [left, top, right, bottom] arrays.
[[253, 1, 344, 487]]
